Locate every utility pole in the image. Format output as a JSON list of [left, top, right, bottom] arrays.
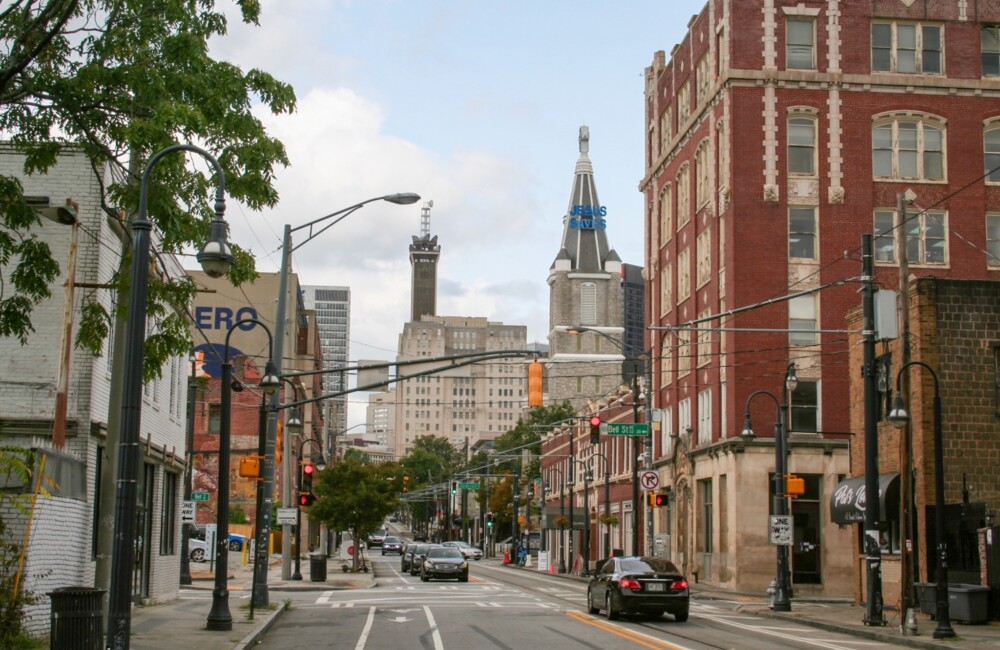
[[862, 233, 886, 626], [897, 191, 917, 632]]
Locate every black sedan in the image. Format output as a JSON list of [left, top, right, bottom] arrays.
[[420, 547, 469, 582], [587, 556, 689, 621], [403, 543, 436, 574], [381, 536, 404, 555]]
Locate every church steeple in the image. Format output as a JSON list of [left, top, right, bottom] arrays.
[[552, 125, 618, 273]]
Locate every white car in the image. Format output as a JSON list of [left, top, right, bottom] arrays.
[[188, 537, 208, 563], [442, 540, 483, 560]]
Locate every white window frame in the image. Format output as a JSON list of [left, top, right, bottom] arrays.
[[660, 108, 672, 152], [988, 214, 1000, 269], [660, 262, 673, 317], [696, 53, 712, 105], [697, 388, 712, 446], [872, 115, 945, 182], [789, 206, 817, 260], [677, 81, 691, 125], [872, 21, 943, 74], [983, 25, 1000, 77], [696, 140, 711, 208], [789, 294, 817, 346], [788, 115, 817, 176], [660, 184, 672, 243], [677, 164, 691, 227], [580, 282, 597, 324], [677, 247, 691, 302], [985, 123, 1000, 183], [786, 17, 816, 70], [873, 208, 949, 267], [789, 378, 819, 434], [696, 308, 712, 368], [677, 329, 691, 378], [696, 229, 711, 288]]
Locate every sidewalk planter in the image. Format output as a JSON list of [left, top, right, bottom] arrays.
[[49, 586, 105, 650], [949, 584, 990, 624]]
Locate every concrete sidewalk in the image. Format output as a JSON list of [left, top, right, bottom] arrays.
[[127, 555, 374, 650]]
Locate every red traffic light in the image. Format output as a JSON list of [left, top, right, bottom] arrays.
[[589, 415, 601, 428], [299, 493, 315, 507], [302, 463, 316, 476]]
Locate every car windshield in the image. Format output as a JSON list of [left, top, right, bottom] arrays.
[[620, 558, 680, 574], [427, 548, 463, 559], [415, 544, 432, 554], [384, 536, 401, 544]]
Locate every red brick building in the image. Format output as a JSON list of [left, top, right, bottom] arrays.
[[641, 0, 1000, 600]]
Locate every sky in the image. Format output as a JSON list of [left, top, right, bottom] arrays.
[[206, 0, 707, 427]]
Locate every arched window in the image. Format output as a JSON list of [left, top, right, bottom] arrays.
[[872, 114, 945, 181], [788, 115, 817, 175], [984, 123, 1000, 182]]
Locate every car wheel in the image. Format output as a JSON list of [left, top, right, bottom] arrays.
[[586, 588, 600, 614], [605, 593, 619, 621], [421, 574, 429, 582], [674, 610, 689, 622], [190, 549, 205, 563], [228, 540, 242, 552], [459, 574, 468, 583]]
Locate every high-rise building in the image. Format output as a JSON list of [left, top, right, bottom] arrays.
[[546, 126, 624, 411], [641, 0, 1000, 598], [301, 285, 350, 434], [409, 201, 440, 322]]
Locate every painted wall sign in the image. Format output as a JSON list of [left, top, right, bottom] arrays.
[[192, 343, 262, 379], [193, 306, 259, 332]]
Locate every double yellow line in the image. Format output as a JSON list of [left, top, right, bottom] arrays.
[[565, 610, 692, 650]]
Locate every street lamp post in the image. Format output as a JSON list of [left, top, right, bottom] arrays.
[[590, 452, 612, 559], [107, 144, 235, 650], [888, 362, 956, 640], [546, 464, 567, 574], [582, 467, 592, 576], [180, 349, 197, 587], [207, 319, 280, 631], [271, 193, 420, 579], [740, 362, 797, 613]]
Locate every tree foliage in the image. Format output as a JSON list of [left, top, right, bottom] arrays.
[[0, 448, 42, 647], [0, 0, 295, 378], [309, 458, 400, 571]]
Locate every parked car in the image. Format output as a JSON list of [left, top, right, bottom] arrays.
[[381, 536, 404, 555], [442, 540, 483, 561], [420, 546, 469, 582], [188, 537, 208, 563], [412, 530, 428, 542], [405, 543, 437, 575], [193, 525, 248, 552], [586, 556, 689, 622], [368, 527, 387, 547]]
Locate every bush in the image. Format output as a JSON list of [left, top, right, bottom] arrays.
[[0, 518, 41, 648]]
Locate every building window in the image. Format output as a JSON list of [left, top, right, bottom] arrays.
[[677, 248, 691, 301], [660, 338, 673, 386], [660, 262, 673, 317], [873, 118, 944, 181], [160, 471, 178, 555], [660, 108, 672, 152], [787, 17, 815, 69], [677, 81, 691, 125], [872, 22, 942, 74], [677, 329, 691, 377], [717, 119, 729, 192], [208, 403, 221, 434], [790, 379, 818, 433], [696, 229, 711, 288], [697, 308, 712, 368], [696, 140, 711, 208], [788, 116, 816, 175], [660, 185, 672, 243], [699, 479, 713, 554], [874, 209, 947, 266], [985, 126, 1000, 182], [696, 53, 711, 105], [789, 294, 817, 346], [988, 215, 1000, 268], [984, 26, 1000, 76], [697, 387, 712, 446], [789, 207, 817, 259], [677, 165, 691, 227], [580, 283, 597, 324]]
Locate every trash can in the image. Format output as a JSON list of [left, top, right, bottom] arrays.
[[49, 586, 105, 650], [914, 582, 937, 616], [948, 584, 990, 624], [309, 553, 327, 582]]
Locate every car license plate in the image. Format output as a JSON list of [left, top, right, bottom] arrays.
[[646, 582, 665, 592]]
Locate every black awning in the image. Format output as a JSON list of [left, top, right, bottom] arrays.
[[830, 473, 900, 525]]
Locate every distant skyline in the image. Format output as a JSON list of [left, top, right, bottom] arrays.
[[204, 0, 708, 425]]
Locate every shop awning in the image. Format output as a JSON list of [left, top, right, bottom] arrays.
[[830, 473, 900, 525]]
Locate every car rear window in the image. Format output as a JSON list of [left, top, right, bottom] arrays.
[[621, 558, 681, 574], [427, 547, 463, 559]]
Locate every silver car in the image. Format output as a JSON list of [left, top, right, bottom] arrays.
[[442, 540, 483, 560]]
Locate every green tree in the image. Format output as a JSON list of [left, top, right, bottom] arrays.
[[0, 0, 295, 377], [0, 448, 42, 647], [309, 458, 400, 571]]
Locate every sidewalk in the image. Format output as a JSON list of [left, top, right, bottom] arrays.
[[127, 555, 374, 650]]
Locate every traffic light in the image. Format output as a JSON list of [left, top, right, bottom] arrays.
[[786, 475, 805, 498], [403, 474, 410, 492], [647, 492, 667, 507], [451, 480, 457, 495], [589, 415, 602, 444], [300, 462, 316, 508], [486, 512, 494, 527], [527, 360, 543, 408]]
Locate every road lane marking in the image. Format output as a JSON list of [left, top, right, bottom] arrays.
[[698, 612, 888, 649], [423, 606, 444, 650], [353, 606, 376, 650], [566, 610, 697, 650]]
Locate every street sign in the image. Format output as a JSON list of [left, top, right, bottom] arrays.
[[606, 422, 649, 437], [277, 507, 297, 525], [640, 471, 659, 490], [458, 482, 480, 490], [769, 515, 794, 545], [180, 501, 196, 524], [191, 491, 209, 502]]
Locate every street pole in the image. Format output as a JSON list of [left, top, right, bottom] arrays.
[[568, 433, 575, 571], [861, 234, 886, 626], [631, 374, 640, 556], [773, 396, 792, 612], [251, 392, 268, 607], [582, 469, 591, 576], [180, 351, 196, 587]]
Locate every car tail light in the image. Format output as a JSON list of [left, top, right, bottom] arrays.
[[619, 578, 642, 590], [672, 579, 689, 591]]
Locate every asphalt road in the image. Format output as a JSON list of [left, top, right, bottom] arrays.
[[254, 554, 908, 650]]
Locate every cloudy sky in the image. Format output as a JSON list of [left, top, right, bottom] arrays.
[[207, 0, 705, 424]]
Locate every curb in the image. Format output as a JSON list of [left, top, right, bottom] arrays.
[[753, 609, 963, 650], [233, 604, 285, 650]]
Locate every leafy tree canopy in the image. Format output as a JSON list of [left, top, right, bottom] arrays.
[[0, 0, 295, 378], [492, 402, 576, 479]]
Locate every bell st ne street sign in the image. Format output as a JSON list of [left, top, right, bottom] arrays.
[[606, 423, 649, 437]]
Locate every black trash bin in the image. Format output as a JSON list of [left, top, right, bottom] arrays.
[[49, 586, 105, 650], [310, 553, 328, 582]]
